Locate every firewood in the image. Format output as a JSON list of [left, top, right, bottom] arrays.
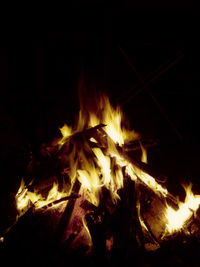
[[53, 178, 81, 246], [37, 193, 81, 211], [124, 139, 158, 152]]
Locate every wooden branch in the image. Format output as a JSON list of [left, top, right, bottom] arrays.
[[53, 178, 81, 246], [37, 193, 81, 211], [124, 140, 158, 152]]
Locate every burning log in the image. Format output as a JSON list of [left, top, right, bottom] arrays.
[[54, 178, 81, 246], [36, 193, 80, 211]]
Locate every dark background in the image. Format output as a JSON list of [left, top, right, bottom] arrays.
[[1, 3, 200, 197]]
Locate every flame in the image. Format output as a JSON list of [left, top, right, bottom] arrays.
[[165, 183, 200, 234], [88, 94, 139, 146], [58, 124, 72, 145], [16, 178, 31, 215], [16, 179, 69, 216], [140, 141, 147, 163], [82, 214, 93, 247]]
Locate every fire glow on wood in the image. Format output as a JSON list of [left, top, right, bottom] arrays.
[[2, 92, 200, 257]]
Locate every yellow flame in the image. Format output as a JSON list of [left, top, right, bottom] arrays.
[[88, 95, 139, 146], [135, 169, 168, 197], [16, 179, 69, 216], [165, 183, 200, 233], [77, 169, 101, 206], [58, 124, 72, 145], [140, 141, 147, 163], [93, 148, 111, 187], [90, 137, 98, 143], [82, 214, 93, 247], [60, 124, 72, 138], [16, 178, 31, 215]]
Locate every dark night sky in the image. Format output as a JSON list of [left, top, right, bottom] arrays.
[[0, 4, 200, 194]]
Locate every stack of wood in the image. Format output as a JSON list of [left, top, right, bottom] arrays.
[[1, 124, 200, 267]]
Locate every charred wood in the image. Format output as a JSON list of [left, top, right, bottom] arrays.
[[53, 178, 81, 247]]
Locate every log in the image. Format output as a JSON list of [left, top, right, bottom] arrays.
[[124, 140, 158, 152], [53, 178, 81, 246], [36, 193, 81, 211]]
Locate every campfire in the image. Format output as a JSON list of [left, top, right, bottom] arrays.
[[1, 90, 200, 266]]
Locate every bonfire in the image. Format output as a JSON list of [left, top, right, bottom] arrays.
[[1, 90, 200, 266]]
